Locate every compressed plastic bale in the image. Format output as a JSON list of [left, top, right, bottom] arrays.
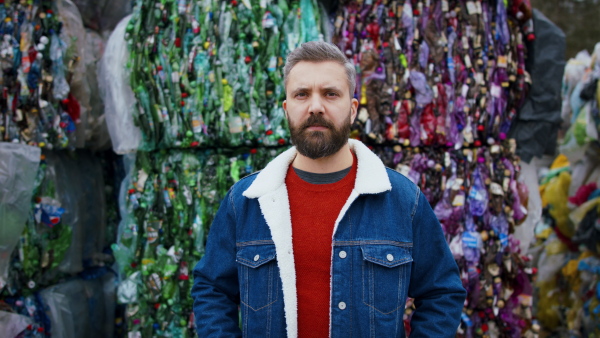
[[0, 144, 41, 289], [123, 0, 325, 150], [0, 1, 86, 150], [98, 15, 142, 154]]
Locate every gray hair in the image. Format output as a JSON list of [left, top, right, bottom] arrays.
[[283, 41, 356, 96]]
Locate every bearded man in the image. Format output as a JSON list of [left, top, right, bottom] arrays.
[[191, 41, 465, 337]]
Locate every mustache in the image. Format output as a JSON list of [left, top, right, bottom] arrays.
[[300, 114, 335, 130]]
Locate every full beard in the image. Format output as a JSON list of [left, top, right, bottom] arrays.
[[289, 112, 352, 159]]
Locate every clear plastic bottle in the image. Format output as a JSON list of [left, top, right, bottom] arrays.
[[468, 167, 488, 217], [49, 34, 70, 100]]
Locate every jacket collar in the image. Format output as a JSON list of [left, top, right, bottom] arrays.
[[243, 139, 391, 198]]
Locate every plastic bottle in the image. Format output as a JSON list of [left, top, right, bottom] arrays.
[[468, 167, 488, 217]]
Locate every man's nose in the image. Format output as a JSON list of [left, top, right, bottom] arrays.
[[308, 95, 325, 115]]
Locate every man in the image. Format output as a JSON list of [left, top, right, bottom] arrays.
[[191, 41, 466, 337]]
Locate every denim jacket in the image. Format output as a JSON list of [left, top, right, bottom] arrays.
[[192, 139, 466, 337]]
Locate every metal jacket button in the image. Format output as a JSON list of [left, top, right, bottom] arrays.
[[386, 254, 394, 261], [339, 250, 347, 259], [338, 302, 346, 310]]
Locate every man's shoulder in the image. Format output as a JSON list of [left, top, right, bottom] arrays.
[[382, 167, 420, 200], [384, 167, 418, 189], [229, 171, 261, 196]]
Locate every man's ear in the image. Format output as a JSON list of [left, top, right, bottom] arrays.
[[350, 98, 359, 124], [282, 100, 288, 118]]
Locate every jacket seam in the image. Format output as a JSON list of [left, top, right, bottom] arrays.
[[236, 240, 275, 247], [362, 256, 413, 266], [237, 256, 276, 266], [410, 188, 420, 222], [361, 301, 405, 315], [241, 299, 278, 312], [333, 240, 413, 247], [229, 186, 238, 219]]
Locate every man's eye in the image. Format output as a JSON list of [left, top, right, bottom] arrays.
[[295, 92, 307, 98], [326, 92, 339, 97]]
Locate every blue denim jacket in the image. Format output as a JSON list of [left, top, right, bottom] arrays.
[[192, 139, 466, 337]]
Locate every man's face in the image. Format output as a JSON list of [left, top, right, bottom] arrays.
[[283, 61, 358, 159]]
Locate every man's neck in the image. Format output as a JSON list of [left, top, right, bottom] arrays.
[[292, 143, 354, 174]]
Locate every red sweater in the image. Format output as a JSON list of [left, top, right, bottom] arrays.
[[286, 156, 357, 337]]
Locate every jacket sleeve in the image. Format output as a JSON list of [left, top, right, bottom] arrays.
[[408, 190, 466, 337], [191, 190, 242, 337]]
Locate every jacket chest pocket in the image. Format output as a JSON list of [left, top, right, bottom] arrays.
[[361, 244, 413, 315], [236, 244, 280, 311]]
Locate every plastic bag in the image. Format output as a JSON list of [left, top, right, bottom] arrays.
[[84, 29, 112, 151], [0, 310, 33, 337], [98, 15, 141, 154], [561, 51, 590, 127], [71, 0, 105, 31], [570, 198, 600, 253], [72, 0, 132, 33], [513, 160, 543, 254], [568, 150, 600, 197], [560, 101, 599, 164], [544, 170, 574, 238], [40, 276, 115, 338], [0, 144, 41, 289], [39, 277, 115, 338], [39, 280, 89, 338]]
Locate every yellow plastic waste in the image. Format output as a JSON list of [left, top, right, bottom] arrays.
[[536, 279, 572, 330], [569, 197, 600, 226], [539, 154, 570, 206]]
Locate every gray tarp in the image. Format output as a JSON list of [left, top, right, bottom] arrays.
[[0, 144, 40, 289], [509, 9, 566, 163]]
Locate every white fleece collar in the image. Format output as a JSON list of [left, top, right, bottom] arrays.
[[243, 139, 391, 199]]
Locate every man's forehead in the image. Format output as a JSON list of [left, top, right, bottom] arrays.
[[287, 61, 347, 88], [288, 60, 345, 74]]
